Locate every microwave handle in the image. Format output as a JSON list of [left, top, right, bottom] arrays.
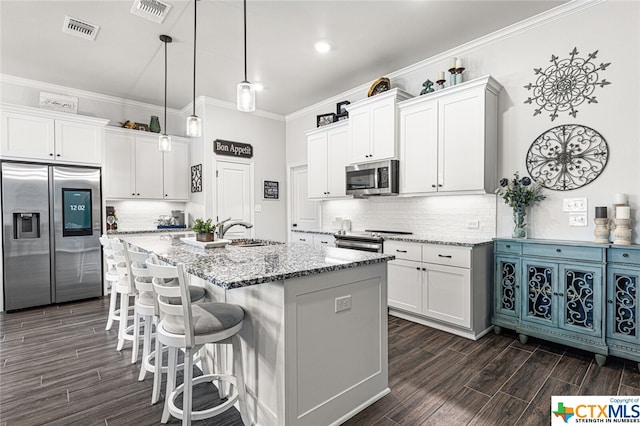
[[373, 167, 379, 189]]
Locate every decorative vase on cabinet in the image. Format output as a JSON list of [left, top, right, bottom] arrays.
[[513, 207, 527, 239], [149, 116, 161, 133]]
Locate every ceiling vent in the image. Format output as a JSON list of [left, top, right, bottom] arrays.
[[62, 16, 100, 41], [130, 0, 172, 24]]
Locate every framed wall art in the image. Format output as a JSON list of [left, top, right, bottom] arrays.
[[263, 180, 279, 199], [191, 164, 202, 193]]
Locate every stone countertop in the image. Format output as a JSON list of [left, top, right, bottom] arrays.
[[291, 229, 338, 235], [383, 234, 493, 247], [120, 234, 394, 290], [107, 228, 192, 235]]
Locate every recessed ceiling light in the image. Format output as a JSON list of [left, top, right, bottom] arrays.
[[253, 82, 264, 91], [314, 41, 331, 53]]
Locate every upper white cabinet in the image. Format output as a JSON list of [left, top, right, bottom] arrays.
[[398, 76, 502, 195], [306, 121, 349, 199], [0, 104, 108, 165], [104, 127, 189, 200], [346, 88, 411, 164]]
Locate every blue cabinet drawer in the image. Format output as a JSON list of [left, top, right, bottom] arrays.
[[609, 247, 640, 265], [522, 243, 605, 262], [495, 240, 521, 255]]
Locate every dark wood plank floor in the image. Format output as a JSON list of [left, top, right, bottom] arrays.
[[2, 297, 639, 425]]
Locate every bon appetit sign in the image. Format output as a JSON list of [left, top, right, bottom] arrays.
[[214, 139, 253, 159]]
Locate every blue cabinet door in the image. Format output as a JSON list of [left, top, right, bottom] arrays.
[[495, 255, 520, 318], [559, 263, 603, 338], [607, 266, 640, 344], [522, 259, 557, 327]]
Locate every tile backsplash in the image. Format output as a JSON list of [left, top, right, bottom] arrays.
[[107, 200, 187, 231], [321, 194, 497, 239]]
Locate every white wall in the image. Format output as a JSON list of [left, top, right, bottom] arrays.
[[186, 98, 287, 242], [286, 1, 640, 243]]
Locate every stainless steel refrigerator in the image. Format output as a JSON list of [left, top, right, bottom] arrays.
[[1, 162, 102, 311]]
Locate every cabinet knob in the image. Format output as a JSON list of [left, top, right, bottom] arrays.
[[431, 184, 436, 188], [165, 194, 168, 197], [137, 193, 140, 196], [506, 245, 511, 248], [300, 238, 306, 242], [49, 153, 54, 156], [515, 285, 520, 289], [556, 248, 561, 253], [327, 191, 330, 195], [416, 267, 421, 271], [132, 193, 135, 196], [558, 293, 564, 297], [438, 184, 443, 187], [553, 292, 558, 296], [422, 268, 427, 271], [292, 223, 298, 227], [56, 154, 61, 157], [623, 253, 630, 258], [608, 299, 613, 304]]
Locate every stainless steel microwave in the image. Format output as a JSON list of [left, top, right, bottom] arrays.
[[345, 159, 399, 196]]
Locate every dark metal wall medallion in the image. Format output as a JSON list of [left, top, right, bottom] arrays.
[[191, 164, 202, 193], [524, 47, 611, 121], [526, 124, 608, 191]]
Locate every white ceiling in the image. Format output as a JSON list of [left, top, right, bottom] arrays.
[[0, 0, 566, 116]]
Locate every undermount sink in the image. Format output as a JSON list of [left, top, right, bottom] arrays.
[[229, 239, 271, 247]]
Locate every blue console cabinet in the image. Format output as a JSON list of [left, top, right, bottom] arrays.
[[494, 239, 609, 365]]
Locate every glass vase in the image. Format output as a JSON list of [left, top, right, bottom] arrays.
[[512, 207, 527, 239], [149, 116, 161, 133]]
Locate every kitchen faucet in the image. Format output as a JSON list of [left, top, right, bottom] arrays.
[[217, 218, 254, 239]]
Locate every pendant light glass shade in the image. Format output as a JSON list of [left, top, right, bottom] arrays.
[[237, 0, 255, 112], [186, 115, 201, 137], [237, 81, 255, 112], [159, 34, 172, 151], [159, 133, 172, 151], [186, 0, 201, 137]]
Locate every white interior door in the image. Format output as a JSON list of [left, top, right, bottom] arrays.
[[291, 166, 318, 233], [216, 160, 253, 238]]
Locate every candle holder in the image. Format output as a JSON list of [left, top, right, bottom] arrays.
[[448, 68, 456, 86], [594, 218, 610, 243], [613, 217, 632, 245], [455, 67, 465, 85], [436, 79, 446, 90]]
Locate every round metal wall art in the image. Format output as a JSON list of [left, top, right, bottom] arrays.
[[524, 47, 611, 121], [526, 124, 608, 191]]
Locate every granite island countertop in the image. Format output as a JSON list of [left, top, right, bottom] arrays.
[[120, 234, 394, 290]]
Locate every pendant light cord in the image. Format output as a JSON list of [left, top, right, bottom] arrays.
[[243, 0, 247, 82], [192, 0, 197, 115], [164, 38, 168, 132]]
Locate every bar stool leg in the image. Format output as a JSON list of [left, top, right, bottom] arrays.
[[116, 293, 129, 351], [151, 335, 163, 404], [131, 309, 140, 363], [232, 335, 251, 426], [162, 346, 178, 423], [182, 347, 194, 426], [105, 288, 118, 331], [138, 315, 153, 380]]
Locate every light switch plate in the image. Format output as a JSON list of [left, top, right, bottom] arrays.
[[569, 213, 588, 227], [563, 198, 588, 212], [255, 204, 262, 212]]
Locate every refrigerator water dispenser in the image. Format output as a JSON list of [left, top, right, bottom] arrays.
[[14, 213, 40, 239]]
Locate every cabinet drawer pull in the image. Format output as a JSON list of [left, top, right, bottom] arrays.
[[299, 238, 306, 242], [515, 285, 520, 289], [320, 241, 328, 244], [438, 254, 452, 258], [553, 292, 558, 296], [422, 268, 427, 271], [558, 292, 564, 297], [608, 299, 613, 303], [506, 244, 511, 248], [396, 249, 407, 253], [556, 248, 561, 253], [623, 253, 630, 258]]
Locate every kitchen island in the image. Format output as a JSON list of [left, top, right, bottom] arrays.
[[120, 234, 393, 426]]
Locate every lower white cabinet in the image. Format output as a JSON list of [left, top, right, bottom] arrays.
[[313, 233, 335, 247], [384, 240, 492, 339], [290, 232, 335, 247], [291, 232, 314, 245]]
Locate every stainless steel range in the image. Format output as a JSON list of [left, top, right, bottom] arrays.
[[334, 229, 413, 252]]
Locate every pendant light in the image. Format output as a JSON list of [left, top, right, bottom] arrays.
[[236, 0, 255, 112], [186, 0, 201, 137], [159, 34, 172, 151]]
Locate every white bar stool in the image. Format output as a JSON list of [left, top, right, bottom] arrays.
[[100, 235, 122, 331], [146, 255, 251, 426], [111, 239, 138, 352], [128, 248, 207, 405]]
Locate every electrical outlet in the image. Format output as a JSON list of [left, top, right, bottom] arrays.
[[563, 198, 588, 212], [255, 204, 262, 212], [569, 213, 588, 227], [335, 295, 351, 313], [467, 220, 479, 229]]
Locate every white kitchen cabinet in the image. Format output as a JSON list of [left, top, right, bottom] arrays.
[[104, 127, 189, 200], [384, 239, 492, 340], [306, 121, 348, 199], [346, 88, 411, 164], [313, 233, 335, 247], [1, 104, 107, 165], [291, 232, 314, 245], [398, 76, 501, 195]]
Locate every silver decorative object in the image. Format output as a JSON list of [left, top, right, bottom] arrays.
[[524, 47, 611, 121], [526, 124, 608, 191]]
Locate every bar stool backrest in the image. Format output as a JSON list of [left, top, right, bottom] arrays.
[[111, 240, 134, 294], [146, 255, 195, 348], [127, 247, 155, 307]]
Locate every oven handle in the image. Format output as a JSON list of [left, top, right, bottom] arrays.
[[335, 239, 382, 252]]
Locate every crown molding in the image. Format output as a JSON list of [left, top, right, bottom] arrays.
[[285, 0, 606, 122]]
